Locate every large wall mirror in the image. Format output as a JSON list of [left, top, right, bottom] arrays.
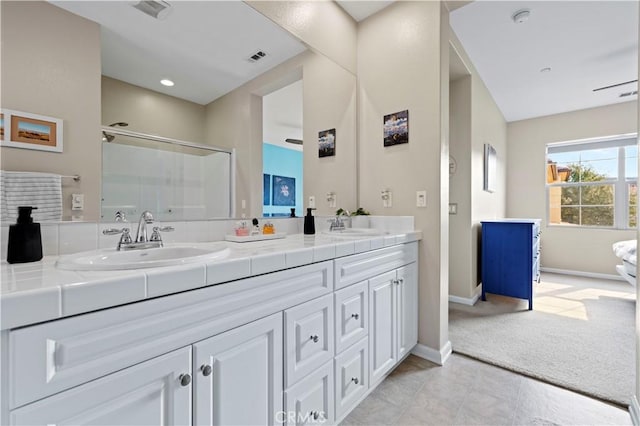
[[52, 1, 357, 221]]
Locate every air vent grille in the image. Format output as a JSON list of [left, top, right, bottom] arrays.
[[132, 1, 172, 20], [248, 51, 267, 63]]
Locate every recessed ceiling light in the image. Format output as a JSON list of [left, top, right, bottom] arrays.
[[160, 79, 174, 87], [512, 9, 531, 24], [540, 67, 552, 73]]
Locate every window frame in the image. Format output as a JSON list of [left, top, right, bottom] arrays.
[[545, 134, 638, 230]]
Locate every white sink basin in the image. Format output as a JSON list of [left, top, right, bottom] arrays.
[[322, 228, 385, 238], [56, 243, 230, 271]]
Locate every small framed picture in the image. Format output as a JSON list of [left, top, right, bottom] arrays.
[[383, 110, 409, 147], [484, 143, 497, 193], [0, 109, 63, 153], [272, 175, 296, 206], [318, 128, 336, 157]]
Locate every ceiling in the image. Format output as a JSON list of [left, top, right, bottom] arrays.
[[336, 1, 394, 22], [450, 1, 638, 122], [51, 1, 306, 105]]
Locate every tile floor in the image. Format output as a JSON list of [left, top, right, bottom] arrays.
[[340, 354, 632, 426]]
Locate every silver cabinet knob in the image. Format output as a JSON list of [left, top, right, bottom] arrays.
[[179, 373, 191, 387], [351, 313, 359, 320], [351, 377, 359, 384], [310, 335, 319, 343], [310, 411, 320, 420], [398, 278, 404, 285], [201, 364, 212, 376]]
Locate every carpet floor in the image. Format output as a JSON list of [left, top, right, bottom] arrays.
[[448, 273, 636, 407]]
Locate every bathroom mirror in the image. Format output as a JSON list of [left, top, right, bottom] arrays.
[[52, 1, 357, 221]]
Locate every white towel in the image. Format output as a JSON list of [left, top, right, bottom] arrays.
[[1, 171, 63, 222]]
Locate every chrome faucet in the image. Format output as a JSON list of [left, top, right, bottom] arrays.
[[102, 210, 173, 250], [135, 211, 154, 243], [328, 211, 351, 232]]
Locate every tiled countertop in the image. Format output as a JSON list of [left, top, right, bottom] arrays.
[[1, 231, 422, 330]]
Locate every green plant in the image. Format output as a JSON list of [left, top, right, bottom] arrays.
[[336, 207, 370, 216]]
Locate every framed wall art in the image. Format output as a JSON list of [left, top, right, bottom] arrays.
[[383, 109, 408, 147], [0, 109, 63, 153]]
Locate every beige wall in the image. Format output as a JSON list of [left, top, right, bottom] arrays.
[[102, 77, 206, 143], [449, 75, 473, 299], [1, 1, 101, 220], [447, 32, 508, 301], [507, 101, 637, 275], [204, 50, 357, 218], [246, 1, 357, 75], [358, 1, 449, 352]]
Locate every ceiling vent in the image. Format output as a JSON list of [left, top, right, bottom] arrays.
[[248, 50, 267, 63], [619, 91, 638, 98], [132, 1, 172, 20]]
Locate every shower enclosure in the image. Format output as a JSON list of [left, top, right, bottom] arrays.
[[101, 127, 235, 221]]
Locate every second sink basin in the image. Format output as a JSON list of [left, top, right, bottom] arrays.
[[56, 243, 230, 271]]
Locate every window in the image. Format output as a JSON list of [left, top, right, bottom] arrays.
[[546, 135, 638, 229]]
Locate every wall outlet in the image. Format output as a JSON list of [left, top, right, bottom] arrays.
[[449, 203, 458, 215], [71, 193, 84, 211], [416, 190, 427, 207], [309, 195, 316, 209], [241, 199, 246, 209], [381, 189, 392, 208], [327, 192, 336, 208]]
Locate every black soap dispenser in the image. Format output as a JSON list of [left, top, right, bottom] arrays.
[[304, 208, 316, 235], [7, 206, 43, 264]]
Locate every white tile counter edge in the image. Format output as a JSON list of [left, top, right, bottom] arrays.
[[1, 231, 422, 330]]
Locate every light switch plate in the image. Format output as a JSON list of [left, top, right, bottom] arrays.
[[416, 190, 426, 207], [449, 203, 458, 214], [71, 193, 84, 211]]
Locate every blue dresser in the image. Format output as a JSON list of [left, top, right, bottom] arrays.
[[481, 219, 541, 310]]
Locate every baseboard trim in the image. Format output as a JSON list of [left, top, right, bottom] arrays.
[[540, 267, 624, 282], [630, 395, 640, 425], [449, 285, 482, 306], [412, 341, 452, 365]]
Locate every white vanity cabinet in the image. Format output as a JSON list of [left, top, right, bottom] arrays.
[[3, 239, 420, 426]]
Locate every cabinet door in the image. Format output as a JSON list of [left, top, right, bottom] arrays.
[[284, 294, 334, 387], [284, 360, 334, 426], [334, 337, 368, 422], [334, 281, 368, 354], [193, 313, 283, 426], [11, 347, 192, 426], [396, 263, 418, 360], [368, 270, 397, 385]]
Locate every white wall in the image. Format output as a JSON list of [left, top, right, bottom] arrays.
[[358, 1, 450, 354], [507, 101, 637, 276], [1, 1, 101, 220]]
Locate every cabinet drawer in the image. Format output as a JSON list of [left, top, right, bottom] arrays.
[[285, 294, 334, 388], [9, 261, 333, 409], [284, 360, 334, 426], [334, 281, 368, 354], [334, 242, 417, 290], [334, 337, 368, 422], [11, 347, 192, 426]]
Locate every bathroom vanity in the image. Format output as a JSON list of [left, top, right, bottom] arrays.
[[0, 231, 420, 425]]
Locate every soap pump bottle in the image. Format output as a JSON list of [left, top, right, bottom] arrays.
[[304, 208, 316, 235], [7, 206, 43, 264]]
